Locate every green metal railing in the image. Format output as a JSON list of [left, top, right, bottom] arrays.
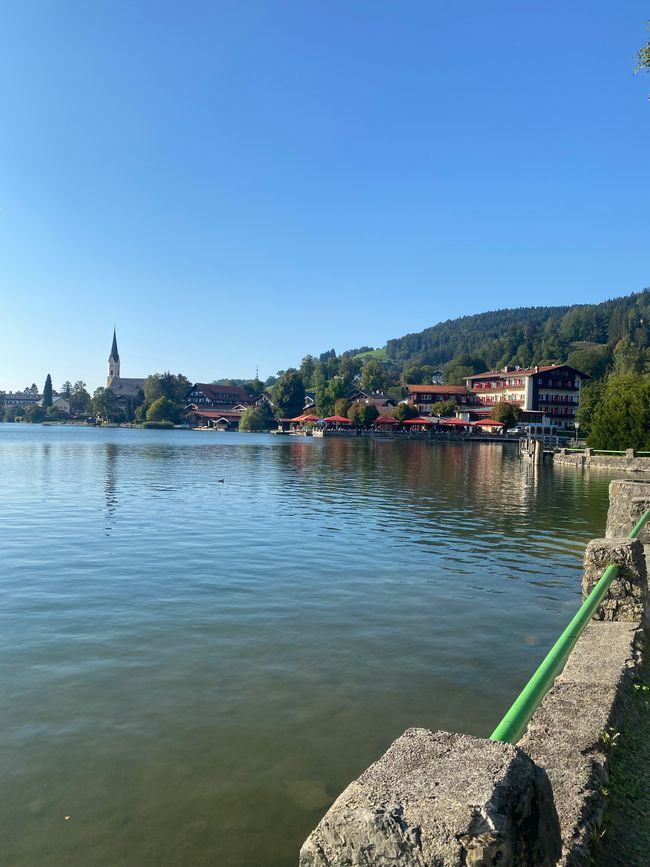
[[490, 509, 650, 744]]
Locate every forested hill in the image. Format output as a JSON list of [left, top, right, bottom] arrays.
[[383, 289, 650, 379]]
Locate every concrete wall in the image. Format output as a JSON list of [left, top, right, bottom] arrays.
[[299, 480, 649, 866]]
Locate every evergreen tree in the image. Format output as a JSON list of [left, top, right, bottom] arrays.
[[42, 374, 53, 408]]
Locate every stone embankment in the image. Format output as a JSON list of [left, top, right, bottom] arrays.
[[554, 448, 650, 472], [299, 480, 650, 867]]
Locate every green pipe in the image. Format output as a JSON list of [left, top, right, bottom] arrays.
[[490, 509, 650, 744]]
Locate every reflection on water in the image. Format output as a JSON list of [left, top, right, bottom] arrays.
[[0, 425, 618, 866]]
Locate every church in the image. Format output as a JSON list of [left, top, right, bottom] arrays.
[[106, 330, 146, 400]]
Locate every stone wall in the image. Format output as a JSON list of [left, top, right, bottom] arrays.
[[553, 448, 650, 473], [299, 480, 649, 866]]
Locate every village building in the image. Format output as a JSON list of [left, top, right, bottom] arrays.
[[405, 384, 479, 414], [106, 330, 146, 402], [185, 383, 251, 408], [464, 364, 588, 427], [184, 383, 253, 429], [2, 388, 43, 407]]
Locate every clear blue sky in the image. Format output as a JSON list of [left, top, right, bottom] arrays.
[[1, 1, 648, 392]]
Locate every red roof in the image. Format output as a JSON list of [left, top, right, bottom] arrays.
[[187, 410, 242, 420], [439, 417, 469, 426], [464, 364, 588, 381], [402, 416, 439, 425], [406, 384, 472, 394], [323, 415, 351, 423], [471, 419, 504, 427]]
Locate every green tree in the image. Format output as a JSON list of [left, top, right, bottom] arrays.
[[576, 379, 606, 436], [61, 381, 73, 398], [490, 401, 523, 429], [566, 346, 611, 380], [70, 381, 91, 415], [434, 399, 457, 417], [3, 405, 20, 422], [394, 403, 418, 422], [635, 21, 650, 93], [24, 404, 46, 423], [144, 372, 190, 404], [273, 369, 305, 419], [359, 359, 387, 393], [334, 398, 352, 417], [299, 355, 316, 388], [42, 374, 53, 409], [91, 387, 116, 422], [239, 404, 275, 431], [146, 396, 180, 423], [588, 375, 650, 450], [348, 403, 379, 428], [46, 407, 69, 421]]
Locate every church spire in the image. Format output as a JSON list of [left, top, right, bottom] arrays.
[[107, 328, 120, 385], [110, 328, 119, 362]]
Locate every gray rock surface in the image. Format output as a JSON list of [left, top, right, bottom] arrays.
[[582, 537, 648, 623], [605, 480, 650, 542], [299, 728, 561, 867], [520, 622, 642, 866]]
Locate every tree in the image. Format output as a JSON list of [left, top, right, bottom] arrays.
[[70, 381, 91, 415], [334, 398, 352, 417], [146, 397, 180, 423], [635, 21, 650, 94], [394, 403, 418, 422], [434, 399, 457, 417], [61, 381, 73, 398], [348, 403, 379, 428], [576, 379, 606, 436], [587, 374, 650, 450], [566, 346, 611, 380], [273, 369, 305, 419], [3, 405, 20, 422], [239, 404, 275, 431], [490, 401, 523, 429], [91, 387, 116, 422], [359, 359, 387, 393], [46, 407, 69, 421], [42, 374, 53, 409], [144, 372, 190, 405], [24, 404, 46, 423]]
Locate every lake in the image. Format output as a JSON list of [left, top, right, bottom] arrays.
[[0, 424, 616, 866]]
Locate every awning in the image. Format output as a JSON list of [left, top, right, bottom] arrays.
[[470, 419, 505, 427], [439, 417, 469, 426], [322, 415, 352, 424], [402, 416, 438, 426]]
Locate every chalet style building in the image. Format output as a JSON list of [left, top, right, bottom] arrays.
[[184, 383, 252, 429], [185, 383, 251, 408], [406, 364, 588, 428], [406, 384, 479, 414], [464, 364, 588, 426]]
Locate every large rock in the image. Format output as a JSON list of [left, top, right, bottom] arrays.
[[605, 479, 650, 542], [299, 728, 561, 867], [582, 537, 648, 623]]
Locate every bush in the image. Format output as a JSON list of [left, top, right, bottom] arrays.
[[142, 420, 175, 429], [146, 397, 180, 424]]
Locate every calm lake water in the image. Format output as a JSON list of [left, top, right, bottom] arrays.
[[0, 424, 618, 866]]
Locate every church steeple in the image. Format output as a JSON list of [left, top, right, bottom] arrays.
[[107, 328, 120, 384]]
